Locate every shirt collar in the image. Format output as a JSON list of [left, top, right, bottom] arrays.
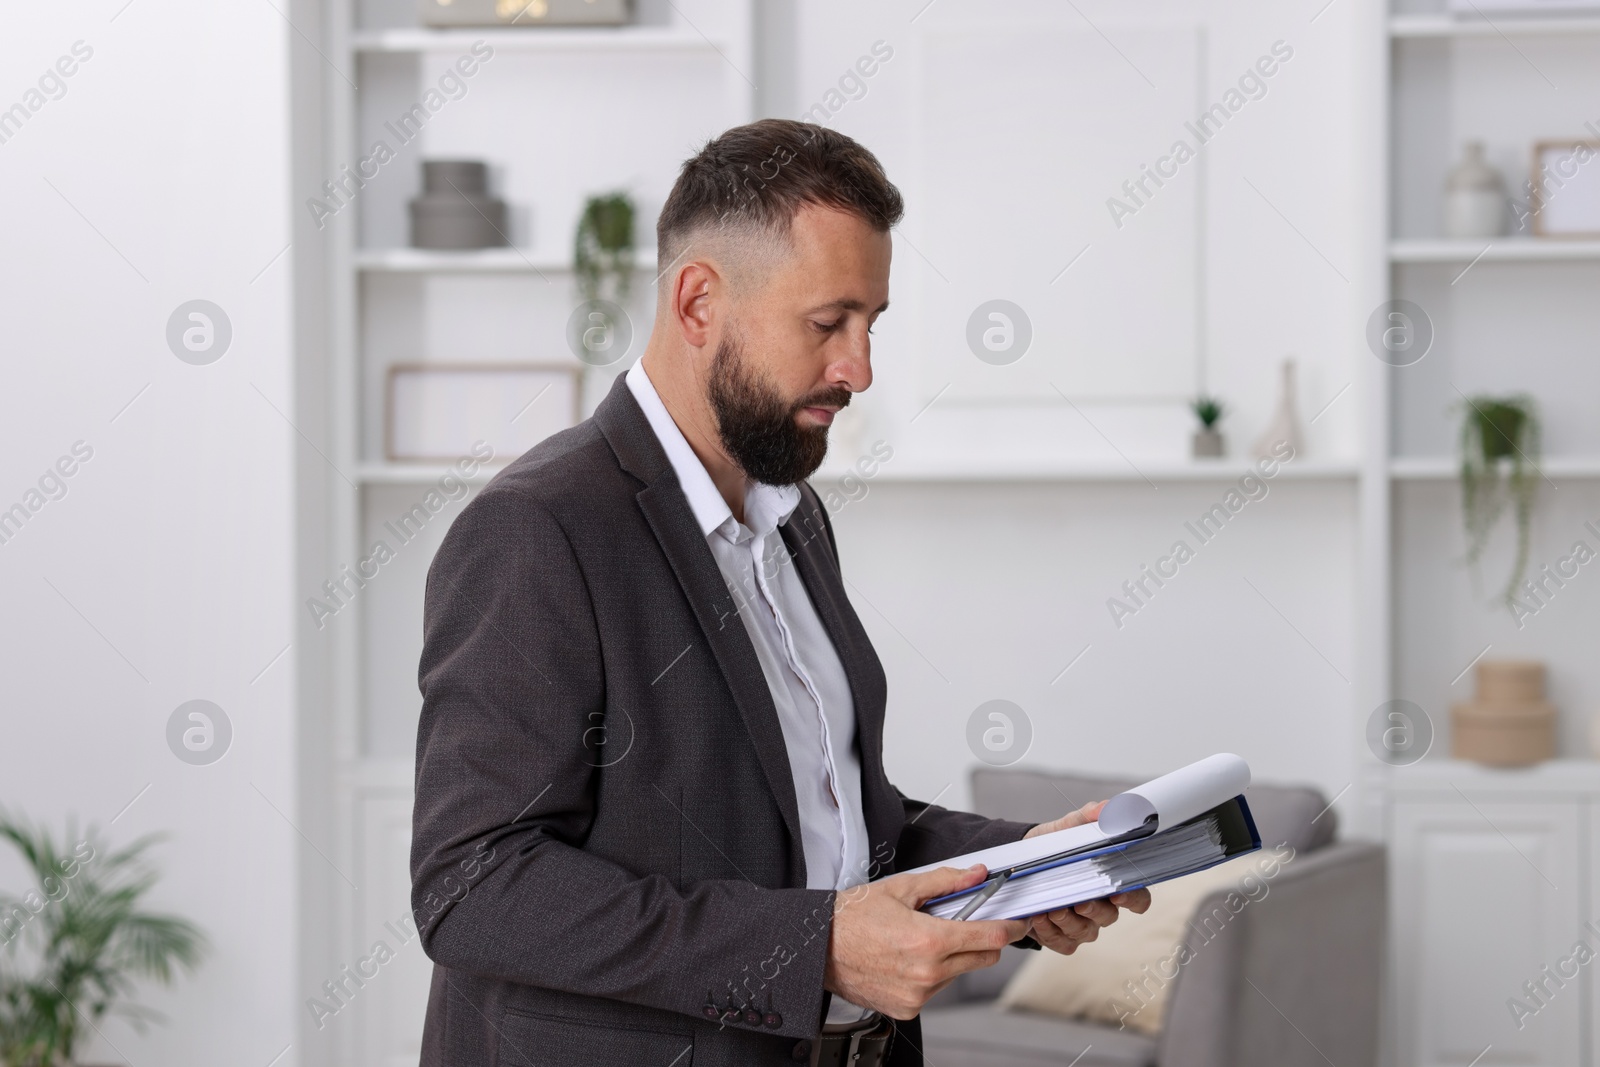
[[625, 359, 800, 540]]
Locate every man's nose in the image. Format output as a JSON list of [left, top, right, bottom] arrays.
[[828, 335, 873, 394]]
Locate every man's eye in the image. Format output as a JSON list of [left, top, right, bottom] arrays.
[[813, 320, 840, 333]]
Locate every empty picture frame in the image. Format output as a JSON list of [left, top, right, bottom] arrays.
[[386, 363, 581, 462], [1532, 141, 1600, 237]]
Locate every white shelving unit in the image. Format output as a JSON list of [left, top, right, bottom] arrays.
[[354, 246, 660, 273], [301, 4, 1600, 1063], [315, 3, 754, 1065], [1390, 12, 1600, 36], [1391, 455, 1600, 479], [1374, 6, 1600, 1066], [351, 26, 731, 52], [1390, 237, 1600, 262]]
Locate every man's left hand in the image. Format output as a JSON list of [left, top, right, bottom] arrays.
[[1020, 799, 1152, 955]]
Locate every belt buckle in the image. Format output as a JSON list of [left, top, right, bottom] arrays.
[[810, 1016, 888, 1067]]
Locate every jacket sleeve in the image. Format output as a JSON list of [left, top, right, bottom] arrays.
[[894, 789, 1037, 872], [410, 485, 836, 1039]]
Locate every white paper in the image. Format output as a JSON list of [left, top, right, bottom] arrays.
[[1097, 752, 1250, 834], [902, 752, 1251, 879]]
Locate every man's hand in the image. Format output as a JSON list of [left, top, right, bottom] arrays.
[[1022, 798, 1107, 840], [1021, 799, 1152, 955], [825, 864, 1030, 1020]]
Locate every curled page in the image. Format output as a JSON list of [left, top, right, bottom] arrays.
[[1097, 752, 1251, 835], [900, 752, 1256, 887]]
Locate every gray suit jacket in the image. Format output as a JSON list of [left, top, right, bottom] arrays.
[[411, 374, 1035, 1066]]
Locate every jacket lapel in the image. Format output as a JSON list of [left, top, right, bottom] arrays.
[[595, 376, 808, 882]]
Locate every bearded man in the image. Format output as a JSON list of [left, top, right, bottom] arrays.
[[410, 118, 1148, 1067]]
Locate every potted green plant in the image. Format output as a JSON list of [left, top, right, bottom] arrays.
[[1190, 396, 1226, 458], [574, 191, 635, 305], [0, 811, 206, 1067], [1458, 393, 1540, 607]]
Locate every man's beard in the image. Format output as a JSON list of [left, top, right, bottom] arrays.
[[707, 329, 851, 487]]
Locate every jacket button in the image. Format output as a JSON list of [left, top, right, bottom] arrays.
[[764, 1011, 783, 1029], [743, 1008, 763, 1026], [791, 1039, 811, 1061]]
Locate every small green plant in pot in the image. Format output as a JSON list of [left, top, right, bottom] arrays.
[[1458, 393, 1540, 607], [0, 811, 206, 1067], [1190, 396, 1226, 458], [573, 191, 635, 305]]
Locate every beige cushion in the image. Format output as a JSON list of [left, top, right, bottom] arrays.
[[995, 852, 1269, 1035]]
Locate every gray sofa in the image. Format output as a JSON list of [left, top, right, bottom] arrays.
[[919, 767, 1386, 1067]]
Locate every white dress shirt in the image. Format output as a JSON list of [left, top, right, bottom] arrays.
[[626, 360, 874, 1026]]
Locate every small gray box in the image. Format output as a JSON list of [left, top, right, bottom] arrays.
[[419, 0, 633, 27]]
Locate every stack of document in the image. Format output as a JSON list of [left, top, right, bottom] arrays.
[[911, 753, 1261, 922]]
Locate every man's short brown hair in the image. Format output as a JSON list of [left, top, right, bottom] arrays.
[[656, 119, 904, 288]]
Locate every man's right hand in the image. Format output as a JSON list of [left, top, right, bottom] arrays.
[[823, 864, 1030, 1020]]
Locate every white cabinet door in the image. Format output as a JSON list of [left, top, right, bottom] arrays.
[[1392, 799, 1581, 1067], [351, 789, 433, 1067]]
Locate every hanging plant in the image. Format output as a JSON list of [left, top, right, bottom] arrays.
[[574, 192, 635, 304], [1457, 393, 1540, 607]]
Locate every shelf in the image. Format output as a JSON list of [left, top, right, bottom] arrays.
[[356, 462, 504, 486], [1391, 456, 1600, 479], [355, 247, 659, 273], [1389, 238, 1600, 263], [1390, 12, 1600, 37], [809, 458, 1361, 483], [351, 27, 729, 53]]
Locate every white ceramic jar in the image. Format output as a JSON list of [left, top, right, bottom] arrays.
[[1444, 141, 1508, 239]]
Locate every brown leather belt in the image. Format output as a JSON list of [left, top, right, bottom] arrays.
[[807, 1015, 894, 1067]]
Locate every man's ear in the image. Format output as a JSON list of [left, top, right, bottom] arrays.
[[671, 261, 721, 349]]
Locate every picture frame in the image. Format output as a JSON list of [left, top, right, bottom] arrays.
[[1531, 140, 1600, 238], [385, 363, 582, 463]]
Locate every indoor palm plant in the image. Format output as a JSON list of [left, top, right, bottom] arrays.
[[1458, 393, 1540, 608], [0, 811, 205, 1067]]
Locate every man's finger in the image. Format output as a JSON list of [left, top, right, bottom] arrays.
[[1025, 799, 1110, 839], [1037, 908, 1095, 939], [1049, 920, 1099, 946], [1110, 887, 1153, 914], [1032, 925, 1080, 955], [942, 946, 1007, 977], [889, 863, 990, 908], [933, 914, 1030, 954], [1072, 899, 1120, 927]]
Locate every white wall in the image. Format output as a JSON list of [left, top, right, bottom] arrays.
[[827, 477, 1359, 812], [791, 0, 1369, 811], [0, 4, 300, 1065]]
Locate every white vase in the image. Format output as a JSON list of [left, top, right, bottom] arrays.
[[1252, 358, 1304, 461], [1443, 141, 1507, 239]]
